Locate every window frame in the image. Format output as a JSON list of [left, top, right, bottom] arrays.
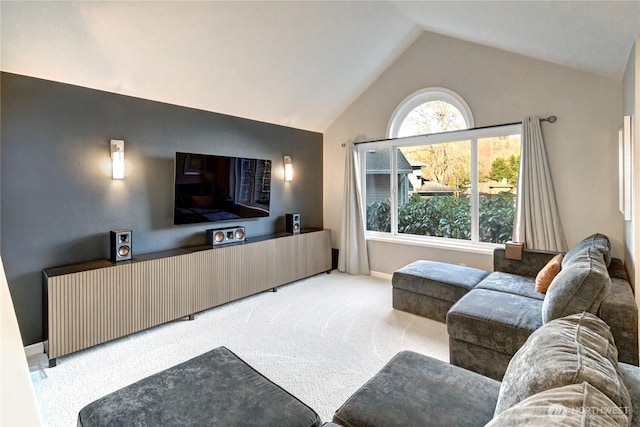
[[387, 87, 475, 138], [359, 123, 522, 253]]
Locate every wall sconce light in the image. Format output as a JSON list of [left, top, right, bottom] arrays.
[[111, 139, 125, 180], [284, 155, 293, 182]]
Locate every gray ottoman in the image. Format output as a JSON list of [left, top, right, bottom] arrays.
[[333, 351, 500, 427], [392, 260, 489, 322], [78, 346, 322, 427]]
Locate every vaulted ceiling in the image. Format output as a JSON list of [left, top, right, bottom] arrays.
[[2, 1, 639, 132]]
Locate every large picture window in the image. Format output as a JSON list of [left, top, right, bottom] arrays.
[[363, 89, 520, 248]]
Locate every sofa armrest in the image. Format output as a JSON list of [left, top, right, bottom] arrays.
[[608, 257, 631, 282], [493, 247, 558, 277], [600, 274, 639, 366], [599, 258, 638, 366]]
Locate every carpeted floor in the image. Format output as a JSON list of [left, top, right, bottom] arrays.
[[31, 271, 449, 426]]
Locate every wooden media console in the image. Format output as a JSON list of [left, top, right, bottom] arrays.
[[43, 229, 331, 366]]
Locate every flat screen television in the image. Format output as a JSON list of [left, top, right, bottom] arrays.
[[173, 152, 271, 225]]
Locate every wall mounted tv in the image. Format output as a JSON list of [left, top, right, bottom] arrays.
[[174, 152, 272, 225]]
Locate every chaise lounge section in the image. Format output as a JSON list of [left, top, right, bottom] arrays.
[[392, 261, 489, 322]]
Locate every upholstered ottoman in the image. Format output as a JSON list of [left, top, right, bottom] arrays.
[[78, 346, 322, 427], [333, 350, 500, 427], [392, 260, 489, 322]]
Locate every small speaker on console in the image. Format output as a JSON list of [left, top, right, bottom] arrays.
[[206, 226, 246, 246], [110, 229, 132, 262], [286, 213, 301, 234]]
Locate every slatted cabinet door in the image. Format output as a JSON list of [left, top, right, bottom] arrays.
[[191, 240, 278, 312], [46, 263, 132, 360], [130, 253, 193, 333], [190, 249, 219, 313], [231, 239, 277, 296], [304, 229, 331, 277], [276, 234, 306, 285]]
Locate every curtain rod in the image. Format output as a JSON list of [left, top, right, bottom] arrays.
[[342, 115, 557, 147]]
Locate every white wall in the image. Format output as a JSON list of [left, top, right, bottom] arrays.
[[635, 40, 640, 292], [622, 39, 638, 290], [0, 256, 42, 426], [324, 31, 624, 274]]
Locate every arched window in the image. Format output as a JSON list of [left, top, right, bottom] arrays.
[[362, 87, 521, 247], [387, 88, 474, 138]]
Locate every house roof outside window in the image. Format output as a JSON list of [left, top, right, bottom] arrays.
[[365, 150, 413, 174]]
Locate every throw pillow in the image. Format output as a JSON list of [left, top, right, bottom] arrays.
[[494, 312, 631, 423], [488, 382, 628, 426], [542, 247, 610, 323], [535, 253, 563, 293], [563, 233, 611, 268]]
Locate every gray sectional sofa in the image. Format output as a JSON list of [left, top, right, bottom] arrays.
[[392, 233, 638, 381]]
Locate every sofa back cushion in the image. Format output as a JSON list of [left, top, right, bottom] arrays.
[[494, 312, 631, 422], [488, 382, 628, 426], [542, 247, 611, 323], [563, 233, 611, 268]]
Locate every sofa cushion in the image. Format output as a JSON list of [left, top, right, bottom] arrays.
[[535, 253, 563, 293], [475, 272, 544, 301], [333, 350, 500, 427], [447, 289, 543, 356], [494, 312, 631, 422], [563, 232, 611, 268], [488, 382, 628, 426], [392, 260, 488, 302], [542, 247, 611, 323], [619, 363, 640, 426]]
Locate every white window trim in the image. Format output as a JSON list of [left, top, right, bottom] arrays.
[[387, 87, 475, 138], [366, 231, 498, 255], [360, 123, 521, 254]]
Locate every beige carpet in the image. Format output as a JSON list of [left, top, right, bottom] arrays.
[[31, 271, 449, 426]]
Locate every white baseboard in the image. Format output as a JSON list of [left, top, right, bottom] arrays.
[[370, 271, 393, 281], [25, 342, 45, 358]]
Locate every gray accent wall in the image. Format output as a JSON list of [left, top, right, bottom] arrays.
[[1, 72, 323, 345]]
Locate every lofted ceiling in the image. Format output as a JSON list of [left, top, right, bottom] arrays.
[[1, 1, 639, 133]]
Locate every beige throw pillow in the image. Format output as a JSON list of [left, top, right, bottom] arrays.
[[536, 253, 563, 293]]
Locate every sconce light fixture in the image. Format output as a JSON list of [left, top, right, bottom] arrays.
[[284, 155, 293, 182], [111, 139, 125, 180]]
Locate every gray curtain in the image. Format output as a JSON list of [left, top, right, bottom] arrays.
[[514, 116, 567, 252], [338, 141, 370, 274]]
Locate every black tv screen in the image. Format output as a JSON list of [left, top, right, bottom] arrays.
[[173, 152, 271, 225]]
